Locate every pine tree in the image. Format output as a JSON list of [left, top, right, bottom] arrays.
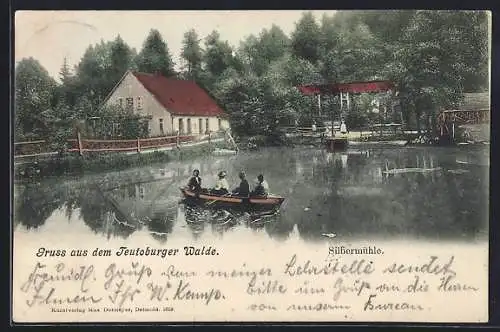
[[59, 57, 72, 84], [109, 35, 134, 84], [135, 29, 175, 77]]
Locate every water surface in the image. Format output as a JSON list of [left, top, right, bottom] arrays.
[[13, 145, 489, 243]]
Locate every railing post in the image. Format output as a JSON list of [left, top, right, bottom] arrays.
[[77, 131, 83, 156], [137, 138, 141, 153], [208, 131, 212, 144], [176, 130, 180, 148]]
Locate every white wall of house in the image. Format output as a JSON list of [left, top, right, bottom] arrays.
[[171, 116, 230, 135], [103, 71, 173, 136], [104, 71, 231, 137]]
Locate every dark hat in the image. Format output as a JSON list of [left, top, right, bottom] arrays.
[[218, 171, 227, 178]]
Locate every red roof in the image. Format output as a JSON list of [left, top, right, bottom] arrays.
[[132, 72, 227, 117], [297, 80, 395, 95]]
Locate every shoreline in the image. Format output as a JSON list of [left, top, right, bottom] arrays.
[[14, 140, 230, 182], [14, 134, 489, 182]]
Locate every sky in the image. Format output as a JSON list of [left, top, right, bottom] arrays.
[[15, 10, 337, 81]]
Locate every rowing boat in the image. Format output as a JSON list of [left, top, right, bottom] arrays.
[[180, 187, 285, 211]]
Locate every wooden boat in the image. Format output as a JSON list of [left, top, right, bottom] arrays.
[[180, 187, 285, 211], [324, 137, 348, 151]]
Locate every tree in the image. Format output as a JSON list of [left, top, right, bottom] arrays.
[[260, 25, 290, 60], [204, 31, 234, 77], [320, 21, 383, 83], [73, 41, 114, 111], [358, 10, 417, 44], [290, 12, 322, 63], [59, 57, 72, 84], [318, 13, 341, 58], [239, 25, 290, 76], [239, 34, 266, 75], [109, 35, 135, 86], [15, 57, 57, 139], [135, 29, 175, 77], [55, 57, 78, 107], [386, 11, 478, 133], [181, 29, 203, 80]]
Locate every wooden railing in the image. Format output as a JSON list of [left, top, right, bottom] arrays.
[[14, 131, 224, 159], [14, 140, 51, 156]]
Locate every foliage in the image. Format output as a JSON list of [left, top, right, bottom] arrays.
[[238, 25, 290, 76], [15, 10, 490, 143], [181, 29, 204, 80], [135, 29, 175, 77], [109, 35, 136, 88], [15, 57, 58, 140], [87, 104, 150, 139], [290, 12, 322, 64]]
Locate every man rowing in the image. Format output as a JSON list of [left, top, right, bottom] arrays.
[[232, 171, 250, 197]]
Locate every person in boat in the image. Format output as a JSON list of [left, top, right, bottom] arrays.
[[187, 169, 202, 192], [211, 171, 229, 195], [251, 174, 269, 197], [232, 171, 250, 197]]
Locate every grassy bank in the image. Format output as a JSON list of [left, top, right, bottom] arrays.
[[15, 140, 230, 180]]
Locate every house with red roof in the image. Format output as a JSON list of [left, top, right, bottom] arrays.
[[102, 71, 230, 137]]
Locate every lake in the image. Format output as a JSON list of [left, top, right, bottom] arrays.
[[13, 145, 489, 243]]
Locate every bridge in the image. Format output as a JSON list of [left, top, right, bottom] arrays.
[[437, 92, 490, 142], [296, 80, 396, 149]]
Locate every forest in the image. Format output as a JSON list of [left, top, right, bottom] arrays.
[[14, 10, 489, 146]]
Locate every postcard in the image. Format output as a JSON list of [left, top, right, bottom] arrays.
[[12, 10, 490, 323]]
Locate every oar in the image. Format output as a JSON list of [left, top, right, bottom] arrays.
[[206, 192, 233, 205]]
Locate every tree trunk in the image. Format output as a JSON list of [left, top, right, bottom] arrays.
[[430, 109, 438, 138], [415, 111, 421, 134]]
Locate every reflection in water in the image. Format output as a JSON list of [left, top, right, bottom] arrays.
[[14, 146, 489, 242]]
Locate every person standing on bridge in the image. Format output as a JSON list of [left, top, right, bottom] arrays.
[[340, 119, 348, 135]]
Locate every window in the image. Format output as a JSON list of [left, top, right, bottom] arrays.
[[218, 118, 222, 130], [112, 123, 121, 137], [118, 98, 124, 109], [159, 118, 164, 135], [138, 185, 145, 200], [178, 118, 184, 134], [137, 96, 143, 110], [205, 118, 209, 133], [126, 97, 134, 110], [187, 118, 192, 134], [199, 119, 203, 134]]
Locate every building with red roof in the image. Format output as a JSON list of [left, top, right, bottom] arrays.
[[102, 71, 229, 136]]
